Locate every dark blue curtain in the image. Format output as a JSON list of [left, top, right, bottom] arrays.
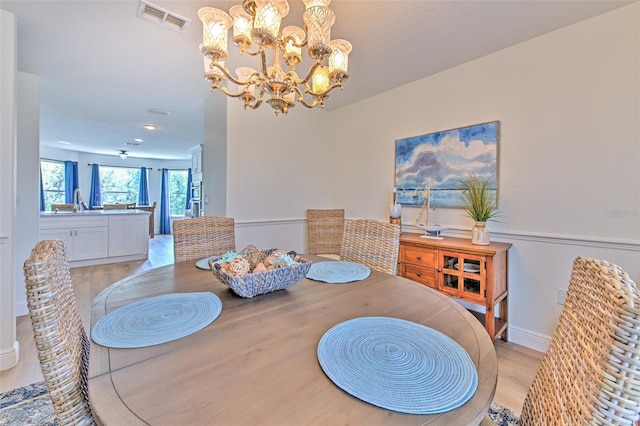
[[39, 164, 45, 211], [159, 168, 171, 234], [88, 163, 102, 209], [138, 167, 149, 206], [185, 168, 192, 210], [64, 161, 79, 203]]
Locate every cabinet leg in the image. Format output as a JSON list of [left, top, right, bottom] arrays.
[[500, 295, 508, 341], [485, 303, 495, 340]]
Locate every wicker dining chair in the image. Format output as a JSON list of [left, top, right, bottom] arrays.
[[51, 203, 76, 211], [307, 209, 344, 258], [173, 215, 236, 262], [23, 240, 95, 425], [102, 203, 136, 210], [483, 256, 640, 425], [340, 218, 400, 275]]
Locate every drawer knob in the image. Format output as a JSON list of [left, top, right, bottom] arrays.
[[416, 256, 421, 260], [416, 272, 422, 277]]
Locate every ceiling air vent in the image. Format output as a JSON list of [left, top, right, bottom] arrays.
[[137, 0, 191, 33], [147, 107, 171, 116]]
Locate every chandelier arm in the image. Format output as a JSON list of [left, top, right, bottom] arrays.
[[298, 61, 323, 85], [245, 98, 263, 110], [244, 91, 264, 110], [281, 35, 307, 49], [214, 85, 254, 99], [292, 86, 321, 109], [240, 46, 264, 57], [297, 96, 322, 109], [210, 63, 250, 86], [305, 82, 343, 97]]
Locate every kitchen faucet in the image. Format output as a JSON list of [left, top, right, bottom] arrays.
[[73, 188, 84, 212]]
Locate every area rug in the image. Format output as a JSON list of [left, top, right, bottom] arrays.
[[0, 382, 519, 425], [0, 382, 57, 425]]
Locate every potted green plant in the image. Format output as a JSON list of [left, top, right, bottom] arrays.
[[458, 174, 498, 245]]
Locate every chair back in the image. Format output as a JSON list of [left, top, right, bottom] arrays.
[[23, 240, 95, 425], [520, 256, 640, 425], [103, 203, 136, 210], [340, 218, 400, 275], [51, 203, 75, 211], [307, 209, 344, 256], [173, 216, 236, 262]]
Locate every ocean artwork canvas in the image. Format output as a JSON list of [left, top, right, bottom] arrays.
[[395, 121, 499, 207]]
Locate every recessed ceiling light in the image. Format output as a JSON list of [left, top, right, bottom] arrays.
[[143, 124, 157, 130], [134, 138, 144, 142]]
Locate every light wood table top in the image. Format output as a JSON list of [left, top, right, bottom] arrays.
[[89, 256, 497, 425]]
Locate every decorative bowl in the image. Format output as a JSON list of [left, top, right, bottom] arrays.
[[210, 249, 312, 298]]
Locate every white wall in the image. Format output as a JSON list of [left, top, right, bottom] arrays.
[[326, 3, 640, 350], [226, 101, 333, 253], [202, 94, 227, 217], [0, 9, 18, 371], [13, 72, 40, 326]]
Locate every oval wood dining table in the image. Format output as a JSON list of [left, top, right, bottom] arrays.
[[88, 255, 498, 425]]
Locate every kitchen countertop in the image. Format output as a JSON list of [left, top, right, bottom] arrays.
[[40, 209, 150, 217]]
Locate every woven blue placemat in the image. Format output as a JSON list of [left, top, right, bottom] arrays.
[[306, 261, 370, 283], [317, 316, 478, 414], [91, 292, 222, 348], [195, 255, 222, 270]]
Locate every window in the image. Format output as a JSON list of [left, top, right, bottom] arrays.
[[40, 160, 65, 210], [100, 166, 139, 204], [168, 170, 188, 216]]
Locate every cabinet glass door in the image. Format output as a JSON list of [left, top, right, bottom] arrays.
[[440, 251, 485, 302]]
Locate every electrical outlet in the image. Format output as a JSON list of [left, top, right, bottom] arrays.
[[557, 288, 568, 305]]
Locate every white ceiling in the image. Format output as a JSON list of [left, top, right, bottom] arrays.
[[1, 0, 633, 160]]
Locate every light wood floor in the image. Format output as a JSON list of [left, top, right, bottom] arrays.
[[0, 235, 544, 415]]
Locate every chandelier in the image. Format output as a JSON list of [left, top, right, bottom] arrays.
[[198, 0, 352, 116]]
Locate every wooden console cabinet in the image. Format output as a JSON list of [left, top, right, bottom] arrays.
[[399, 233, 512, 341]]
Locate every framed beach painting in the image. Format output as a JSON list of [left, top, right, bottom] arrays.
[[395, 121, 499, 207]]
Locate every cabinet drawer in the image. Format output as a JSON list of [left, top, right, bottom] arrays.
[[405, 264, 437, 288], [404, 248, 437, 268]]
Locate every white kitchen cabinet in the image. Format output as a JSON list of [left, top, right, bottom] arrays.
[[40, 215, 108, 262], [41, 226, 109, 261], [108, 214, 148, 257], [190, 144, 203, 181], [40, 210, 149, 267]]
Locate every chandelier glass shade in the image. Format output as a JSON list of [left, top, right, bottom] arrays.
[[198, 0, 352, 116]]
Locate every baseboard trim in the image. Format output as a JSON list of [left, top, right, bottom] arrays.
[[507, 325, 551, 353], [0, 341, 19, 371], [68, 253, 148, 268]]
